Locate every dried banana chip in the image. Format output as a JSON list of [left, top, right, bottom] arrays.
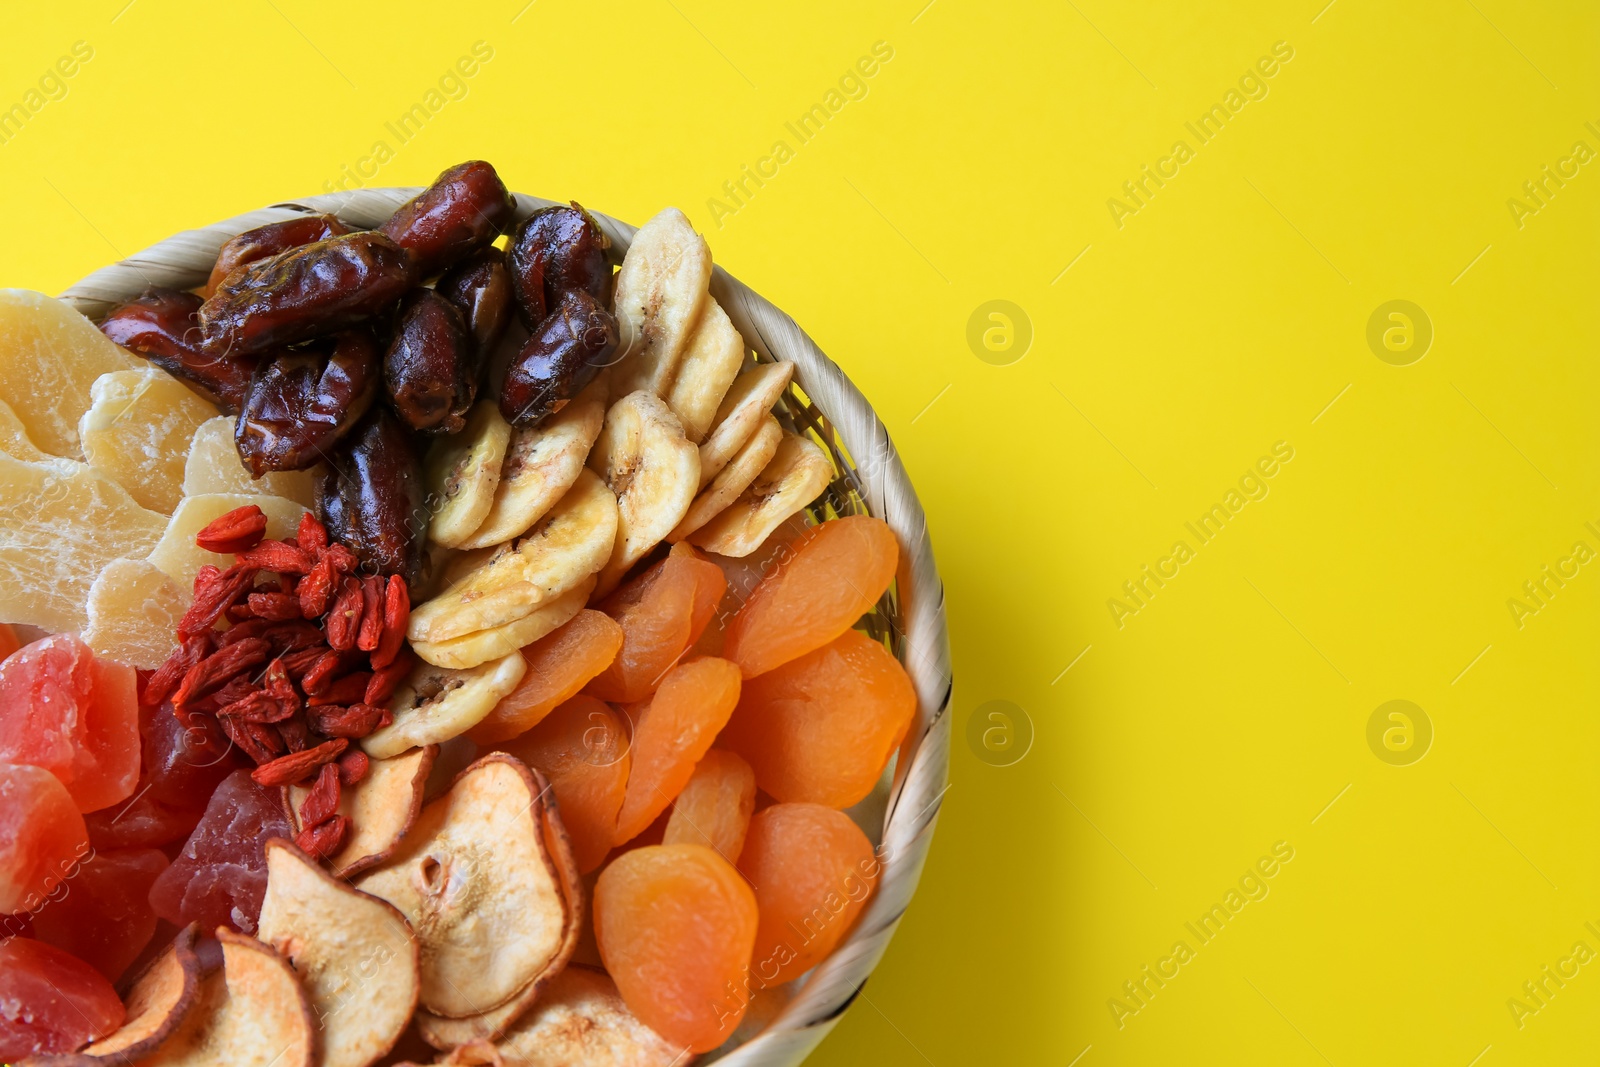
[[610, 209, 711, 399], [663, 297, 745, 444], [364, 653, 527, 760], [698, 360, 793, 487], [688, 432, 832, 558], [588, 391, 699, 597], [670, 414, 781, 542], [426, 401, 513, 549], [410, 575, 593, 671]]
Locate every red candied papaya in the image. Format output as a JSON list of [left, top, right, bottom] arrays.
[[32, 847, 169, 983], [0, 763, 90, 916], [0, 937, 125, 1060]]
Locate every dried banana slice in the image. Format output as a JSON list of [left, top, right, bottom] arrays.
[[663, 297, 746, 444], [610, 208, 711, 399], [698, 359, 793, 487], [257, 841, 419, 1067], [425, 400, 512, 549], [688, 431, 832, 557], [456, 377, 607, 551], [363, 652, 527, 760], [669, 414, 781, 542], [409, 470, 617, 643], [588, 391, 700, 597], [410, 575, 593, 671]]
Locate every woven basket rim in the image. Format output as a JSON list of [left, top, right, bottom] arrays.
[[59, 188, 953, 1067]]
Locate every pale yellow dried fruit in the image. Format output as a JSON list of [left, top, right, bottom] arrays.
[[148, 493, 308, 592], [410, 470, 616, 643], [72, 925, 202, 1063], [0, 289, 142, 459], [688, 432, 832, 558], [364, 652, 527, 760], [698, 360, 793, 487], [258, 840, 419, 1067], [664, 297, 746, 444], [457, 379, 607, 551], [287, 747, 437, 880], [410, 576, 593, 671], [588, 391, 699, 597], [464, 966, 686, 1066], [426, 401, 513, 549], [83, 557, 188, 669], [182, 416, 317, 507], [0, 396, 50, 463], [610, 209, 712, 399], [0, 454, 166, 633], [669, 414, 781, 543], [79, 368, 218, 514], [356, 755, 581, 1020]]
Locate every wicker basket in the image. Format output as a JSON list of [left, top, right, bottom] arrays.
[[60, 189, 953, 1067]]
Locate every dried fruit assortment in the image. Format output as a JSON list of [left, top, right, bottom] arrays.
[[0, 161, 919, 1065]]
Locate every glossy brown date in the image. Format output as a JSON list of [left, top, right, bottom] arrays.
[[234, 330, 379, 475], [99, 288, 256, 413], [507, 202, 611, 328], [383, 289, 476, 435], [500, 289, 618, 427], [379, 160, 516, 278], [199, 231, 412, 357], [436, 247, 512, 357], [315, 408, 425, 585], [204, 213, 350, 296]]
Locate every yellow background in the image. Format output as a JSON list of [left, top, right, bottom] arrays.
[[3, 2, 1598, 1062]]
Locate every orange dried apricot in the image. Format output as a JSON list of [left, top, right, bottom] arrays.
[[594, 843, 758, 1053], [739, 803, 877, 986], [663, 749, 756, 864], [585, 542, 725, 703], [721, 629, 914, 809], [613, 657, 740, 843], [467, 608, 624, 744], [722, 515, 898, 678], [497, 695, 631, 873]]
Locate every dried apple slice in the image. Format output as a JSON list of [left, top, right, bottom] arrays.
[[425, 401, 513, 549], [688, 433, 832, 558], [82, 557, 188, 669], [61, 925, 203, 1064], [697, 360, 793, 487], [79, 368, 218, 514], [669, 414, 781, 542], [410, 576, 593, 671], [364, 653, 527, 760], [286, 746, 436, 879], [182, 416, 316, 506], [409, 470, 617, 643], [355, 755, 581, 1021], [663, 298, 746, 445], [610, 208, 711, 400], [588, 391, 699, 597], [453, 966, 688, 1066], [257, 840, 419, 1067], [147, 493, 308, 592]]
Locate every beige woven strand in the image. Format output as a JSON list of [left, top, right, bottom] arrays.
[[60, 189, 953, 1067]]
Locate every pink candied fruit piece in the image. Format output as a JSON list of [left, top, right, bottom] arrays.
[[0, 762, 90, 916], [0, 936, 125, 1061], [32, 847, 169, 984], [148, 769, 292, 936], [0, 634, 140, 813]]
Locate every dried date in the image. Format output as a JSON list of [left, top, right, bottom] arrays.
[[500, 289, 618, 427], [205, 213, 350, 296], [436, 246, 512, 358], [235, 330, 379, 474], [507, 202, 611, 327], [100, 288, 256, 412], [380, 160, 516, 278], [383, 288, 476, 434], [316, 407, 426, 585]]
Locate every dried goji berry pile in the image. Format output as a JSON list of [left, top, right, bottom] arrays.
[[141, 504, 412, 861]]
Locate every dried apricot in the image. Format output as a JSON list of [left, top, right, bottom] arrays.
[[594, 843, 757, 1053], [498, 695, 630, 873], [0, 763, 90, 915], [585, 542, 725, 704], [739, 803, 877, 986], [31, 847, 167, 983], [722, 514, 898, 678], [613, 657, 740, 844], [721, 629, 914, 809], [0, 936, 125, 1060], [663, 749, 755, 864], [467, 608, 624, 745]]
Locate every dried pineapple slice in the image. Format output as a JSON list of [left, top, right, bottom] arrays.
[[83, 557, 188, 669], [148, 493, 308, 591], [182, 416, 317, 507], [80, 369, 218, 514], [0, 397, 50, 463]]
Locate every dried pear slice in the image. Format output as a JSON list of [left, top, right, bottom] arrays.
[[58, 924, 203, 1064], [697, 360, 793, 487], [137, 929, 315, 1067], [83, 557, 188, 669], [410, 470, 616, 643], [669, 414, 781, 543], [182, 416, 316, 506], [287, 746, 436, 879], [415, 780, 586, 1049], [79, 368, 218, 514], [258, 840, 419, 1067], [456, 379, 607, 551], [588, 391, 699, 597], [610, 209, 712, 399], [688, 432, 832, 558], [148, 493, 308, 592], [426, 401, 513, 549], [0, 454, 166, 633], [0, 396, 52, 463], [355, 755, 580, 1021], [411, 575, 593, 671], [0, 289, 143, 459], [364, 653, 527, 760], [663, 298, 746, 444], [460, 966, 687, 1066]]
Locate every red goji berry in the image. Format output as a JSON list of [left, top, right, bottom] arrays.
[[370, 574, 411, 670], [236, 539, 316, 574], [295, 814, 350, 861], [364, 648, 412, 706], [298, 763, 341, 829], [356, 576, 385, 652], [337, 748, 370, 786], [326, 578, 363, 652], [297, 512, 329, 556], [194, 504, 268, 554], [251, 738, 348, 787]]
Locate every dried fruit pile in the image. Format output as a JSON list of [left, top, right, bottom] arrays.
[[0, 161, 920, 1066]]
